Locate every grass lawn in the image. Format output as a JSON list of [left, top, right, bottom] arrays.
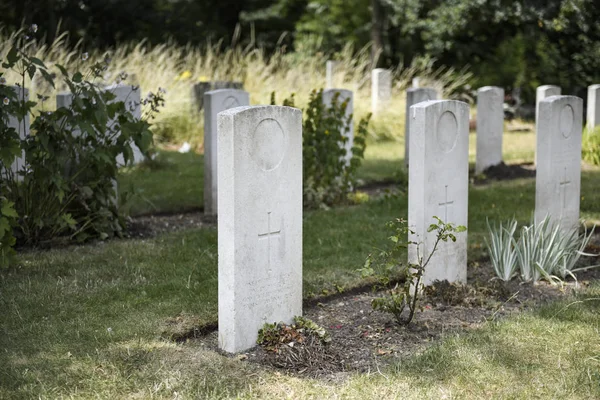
[[2, 128, 600, 398]]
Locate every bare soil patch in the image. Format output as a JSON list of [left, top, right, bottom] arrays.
[[189, 250, 600, 379], [471, 161, 536, 185]]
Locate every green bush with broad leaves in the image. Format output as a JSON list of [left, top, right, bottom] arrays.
[[583, 126, 600, 166], [272, 89, 370, 209], [359, 217, 467, 325], [0, 26, 163, 264]]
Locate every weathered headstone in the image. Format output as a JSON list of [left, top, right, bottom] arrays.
[[536, 85, 561, 125], [325, 60, 338, 89], [371, 68, 392, 114], [408, 100, 469, 285], [586, 84, 600, 133], [218, 105, 302, 353], [476, 86, 505, 174], [105, 84, 145, 166], [535, 95, 582, 233], [404, 88, 438, 166], [4, 86, 29, 180], [193, 81, 243, 112], [322, 89, 353, 164], [203, 89, 250, 216], [535, 85, 561, 165]]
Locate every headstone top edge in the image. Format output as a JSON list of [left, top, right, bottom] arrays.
[[407, 87, 437, 93], [588, 84, 600, 90], [411, 99, 469, 111], [539, 95, 583, 105], [537, 84, 560, 90], [477, 86, 504, 93], [104, 83, 139, 91], [205, 88, 248, 96], [217, 105, 302, 118]]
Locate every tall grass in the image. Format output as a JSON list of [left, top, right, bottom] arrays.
[[0, 26, 473, 147]]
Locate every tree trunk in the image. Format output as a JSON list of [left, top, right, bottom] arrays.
[[371, 0, 384, 67]]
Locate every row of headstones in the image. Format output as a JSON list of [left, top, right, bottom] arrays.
[[3, 84, 145, 179], [216, 93, 585, 353], [201, 84, 518, 215]]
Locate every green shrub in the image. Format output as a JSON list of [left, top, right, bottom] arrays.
[[485, 216, 597, 283], [583, 126, 600, 166], [273, 89, 370, 209], [0, 27, 163, 260], [359, 217, 466, 325]]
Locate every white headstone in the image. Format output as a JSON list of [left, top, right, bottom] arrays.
[[412, 77, 421, 88], [322, 89, 353, 164], [408, 100, 469, 285], [535, 95, 582, 233], [193, 81, 243, 112], [105, 84, 144, 166], [325, 61, 338, 89], [535, 85, 561, 165], [586, 84, 600, 133], [475, 86, 505, 174], [405, 88, 438, 166], [4, 86, 29, 180], [218, 105, 302, 353], [203, 89, 250, 216], [371, 68, 392, 114]]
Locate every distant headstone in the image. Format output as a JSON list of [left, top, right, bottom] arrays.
[[3, 86, 29, 180], [405, 88, 437, 166], [218, 105, 303, 353], [586, 84, 600, 133], [322, 89, 353, 164], [535, 85, 561, 165], [203, 89, 250, 216], [325, 61, 338, 89], [371, 68, 392, 114], [193, 81, 243, 112], [535, 95, 583, 233], [476, 86, 505, 174], [105, 84, 145, 166], [408, 100, 469, 285], [412, 77, 421, 88]]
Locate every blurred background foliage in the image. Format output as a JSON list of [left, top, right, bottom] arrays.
[[0, 0, 598, 103]]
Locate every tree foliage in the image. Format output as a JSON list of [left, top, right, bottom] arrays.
[[0, 0, 598, 103]]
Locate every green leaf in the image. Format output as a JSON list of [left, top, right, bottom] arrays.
[[6, 46, 19, 65], [1, 201, 18, 218]]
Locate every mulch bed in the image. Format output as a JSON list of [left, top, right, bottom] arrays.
[[127, 209, 213, 239], [471, 161, 536, 185], [188, 244, 600, 379]]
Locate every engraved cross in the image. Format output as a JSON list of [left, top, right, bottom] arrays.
[[258, 211, 281, 275], [559, 167, 571, 218], [438, 185, 454, 222]]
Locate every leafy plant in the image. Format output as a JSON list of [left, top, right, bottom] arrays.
[[0, 197, 17, 267], [272, 89, 370, 209], [583, 126, 600, 166], [359, 217, 466, 325], [0, 26, 163, 257], [485, 218, 518, 281], [257, 316, 331, 352], [486, 216, 598, 283]]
